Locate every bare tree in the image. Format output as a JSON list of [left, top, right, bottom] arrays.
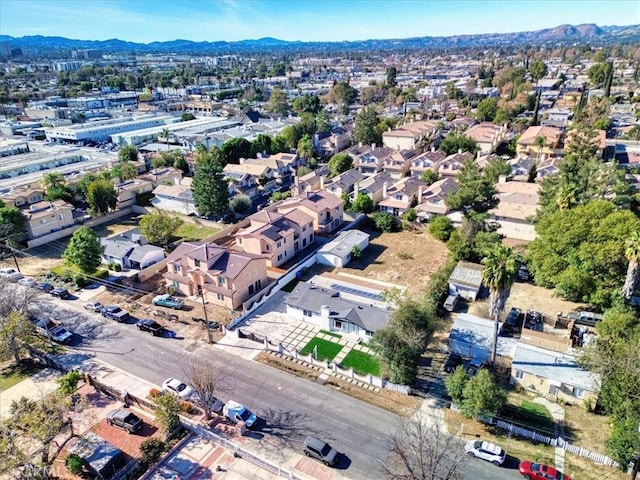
[[382, 412, 468, 480], [183, 359, 231, 419]]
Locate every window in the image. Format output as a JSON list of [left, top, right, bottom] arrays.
[[549, 385, 559, 396], [173, 264, 180, 273], [218, 276, 225, 286], [302, 239, 307, 247], [334, 320, 343, 329], [216, 293, 224, 301], [277, 241, 281, 248], [303, 309, 312, 317], [194, 259, 201, 267], [277, 254, 282, 261], [365, 330, 374, 337], [249, 284, 254, 295], [265, 244, 270, 251], [572, 387, 585, 399], [515, 370, 524, 380]]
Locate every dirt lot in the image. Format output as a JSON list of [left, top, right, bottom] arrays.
[[340, 226, 450, 293]]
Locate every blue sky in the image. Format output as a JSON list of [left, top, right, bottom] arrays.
[[1, 0, 637, 43]]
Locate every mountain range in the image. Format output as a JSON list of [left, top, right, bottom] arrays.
[[1, 23, 639, 55]]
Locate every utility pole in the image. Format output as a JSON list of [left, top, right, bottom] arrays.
[[200, 289, 213, 344], [0, 225, 20, 273]]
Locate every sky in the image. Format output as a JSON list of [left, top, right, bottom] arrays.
[[1, 0, 638, 44]]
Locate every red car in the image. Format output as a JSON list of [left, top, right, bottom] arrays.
[[518, 461, 571, 480]]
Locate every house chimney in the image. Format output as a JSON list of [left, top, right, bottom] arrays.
[[239, 157, 245, 164], [458, 148, 462, 155], [431, 145, 436, 152], [382, 181, 388, 200], [418, 185, 423, 201], [320, 174, 325, 190], [174, 176, 181, 185], [372, 143, 376, 151], [320, 305, 331, 319], [359, 141, 363, 148], [353, 181, 359, 197]]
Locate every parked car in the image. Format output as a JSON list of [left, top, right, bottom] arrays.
[[3, 271, 23, 282], [223, 400, 257, 428], [152, 294, 184, 309], [443, 353, 463, 374], [0, 267, 16, 274], [18, 277, 38, 288], [38, 282, 54, 292], [466, 358, 485, 377], [464, 440, 506, 465], [83, 301, 103, 312], [443, 293, 459, 312], [136, 319, 165, 336], [518, 461, 570, 480], [100, 305, 130, 322], [106, 409, 143, 433], [35, 318, 73, 344], [517, 266, 530, 281], [50, 287, 71, 299], [162, 378, 195, 400], [303, 436, 339, 467]]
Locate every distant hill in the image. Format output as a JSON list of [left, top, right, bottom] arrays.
[[1, 23, 638, 55]]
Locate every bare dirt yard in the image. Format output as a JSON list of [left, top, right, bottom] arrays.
[[339, 225, 450, 293]]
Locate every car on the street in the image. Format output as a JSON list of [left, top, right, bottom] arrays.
[[106, 409, 143, 433], [223, 400, 257, 428], [100, 305, 130, 322], [83, 301, 103, 312], [443, 353, 463, 374], [152, 294, 184, 309], [518, 461, 570, 480], [464, 440, 506, 465], [162, 378, 195, 400], [136, 319, 165, 336], [50, 287, 71, 299], [18, 277, 38, 288], [38, 282, 54, 292], [303, 436, 339, 467]]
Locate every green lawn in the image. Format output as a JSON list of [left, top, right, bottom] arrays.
[[520, 400, 554, 421], [501, 399, 555, 433], [173, 223, 219, 242], [0, 362, 43, 392], [320, 330, 342, 338], [299, 337, 343, 361], [340, 349, 381, 376]]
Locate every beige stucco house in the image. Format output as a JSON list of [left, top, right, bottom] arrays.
[[277, 190, 344, 234], [164, 242, 268, 310], [23, 199, 75, 239]]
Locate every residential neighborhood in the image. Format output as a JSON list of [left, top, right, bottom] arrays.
[[0, 4, 639, 480]]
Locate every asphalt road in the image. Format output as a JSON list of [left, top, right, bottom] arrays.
[[46, 296, 523, 480]]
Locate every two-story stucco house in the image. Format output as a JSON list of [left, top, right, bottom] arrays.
[[164, 242, 268, 310], [277, 190, 344, 235], [23, 200, 75, 239], [410, 149, 447, 179], [235, 209, 315, 268], [377, 177, 426, 217], [325, 169, 365, 198]]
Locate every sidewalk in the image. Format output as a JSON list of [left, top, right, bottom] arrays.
[[0, 368, 62, 418], [533, 397, 566, 472]]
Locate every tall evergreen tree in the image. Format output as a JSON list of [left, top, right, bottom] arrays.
[[192, 148, 229, 219]]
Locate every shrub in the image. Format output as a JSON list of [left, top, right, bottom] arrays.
[[149, 388, 161, 398], [65, 454, 84, 475], [229, 194, 251, 214], [402, 208, 417, 222], [429, 216, 454, 242], [396, 251, 413, 260], [140, 438, 166, 466], [58, 371, 84, 394], [370, 212, 396, 232], [73, 272, 87, 288], [179, 400, 193, 413]]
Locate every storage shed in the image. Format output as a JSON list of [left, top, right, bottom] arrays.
[[448, 261, 484, 301], [68, 432, 126, 479], [316, 229, 369, 268]]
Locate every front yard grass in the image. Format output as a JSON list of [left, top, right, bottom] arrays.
[[340, 349, 381, 376], [172, 223, 219, 242], [0, 361, 44, 392], [320, 329, 342, 338], [299, 337, 343, 361]]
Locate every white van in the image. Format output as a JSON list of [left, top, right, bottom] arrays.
[[443, 294, 459, 312]]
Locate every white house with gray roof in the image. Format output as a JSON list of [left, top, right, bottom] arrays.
[[285, 281, 392, 339], [448, 261, 484, 301], [316, 229, 369, 268]]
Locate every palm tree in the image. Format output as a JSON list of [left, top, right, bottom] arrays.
[[534, 135, 546, 164], [41, 171, 65, 192], [482, 244, 518, 366], [622, 231, 640, 300], [297, 134, 313, 165], [159, 128, 171, 151]]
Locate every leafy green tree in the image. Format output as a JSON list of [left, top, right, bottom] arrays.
[[370, 327, 420, 384], [351, 193, 374, 214], [221, 137, 252, 165], [315, 109, 332, 135], [622, 231, 640, 300], [65, 454, 84, 475], [265, 86, 289, 115], [483, 157, 511, 184], [328, 152, 353, 176], [527, 200, 640, 307], [292, 94, 320, 114], [297, 134, 313, 163], [281, 125, 302, 150], [63, 226, 103, 273], [139, 211, 183, 247], [354, 107, 382, 146], [140, 438, 166, 466], [153, 393, 181, 440], [250, 134, 272, 157], [460, 369, 506, 418], [57, 371, 83, 395], [445, 160, 497, 215], [173, 155, 190, 175], [112, 161, 138, 181], [192, 148, 228, 218], [420, 170, 439, 185], [350, 245, 362, 259], [439, 132, 479, 155], [229, 194, 251, 214], [86, 178, 117, 215], [270, 191, 292, 203], [181, 112, 195, 121], [529, 60, 548, 83], [482, 244, 518, 364], [332, 81, 358, 109], [445, 365, 468, 405], [429, 216, 454, 242], [0, 311, 34, 364], [271, 134, 289, 154], [0, 206, 25, 237], [371, 212, 395, 232], [118, 144, 139, 163], [386, 67, 397, 88], [475, 98, 498, 122]]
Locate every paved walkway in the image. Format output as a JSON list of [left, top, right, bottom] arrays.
[[533, 397, 566, 473], [0, 368, 62, 419]]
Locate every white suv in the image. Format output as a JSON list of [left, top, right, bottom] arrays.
[[464, 440, 506, 465]]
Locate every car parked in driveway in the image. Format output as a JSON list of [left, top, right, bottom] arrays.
[[443, 353, 463, 374], [303, 436, 339, 467], [38, 282, 54, 292], [152, 294, 184, 309], [50, 287, 71, 299], [18, 277, 38, 288], [83, 301, 103, 312], [136, 319, 165, 336], [518, 461, 570, 480], [106, 409, 143, 433], [162, 378, 196, 400], [465, 440, 506, 465], [466, 358, 485, 377]]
